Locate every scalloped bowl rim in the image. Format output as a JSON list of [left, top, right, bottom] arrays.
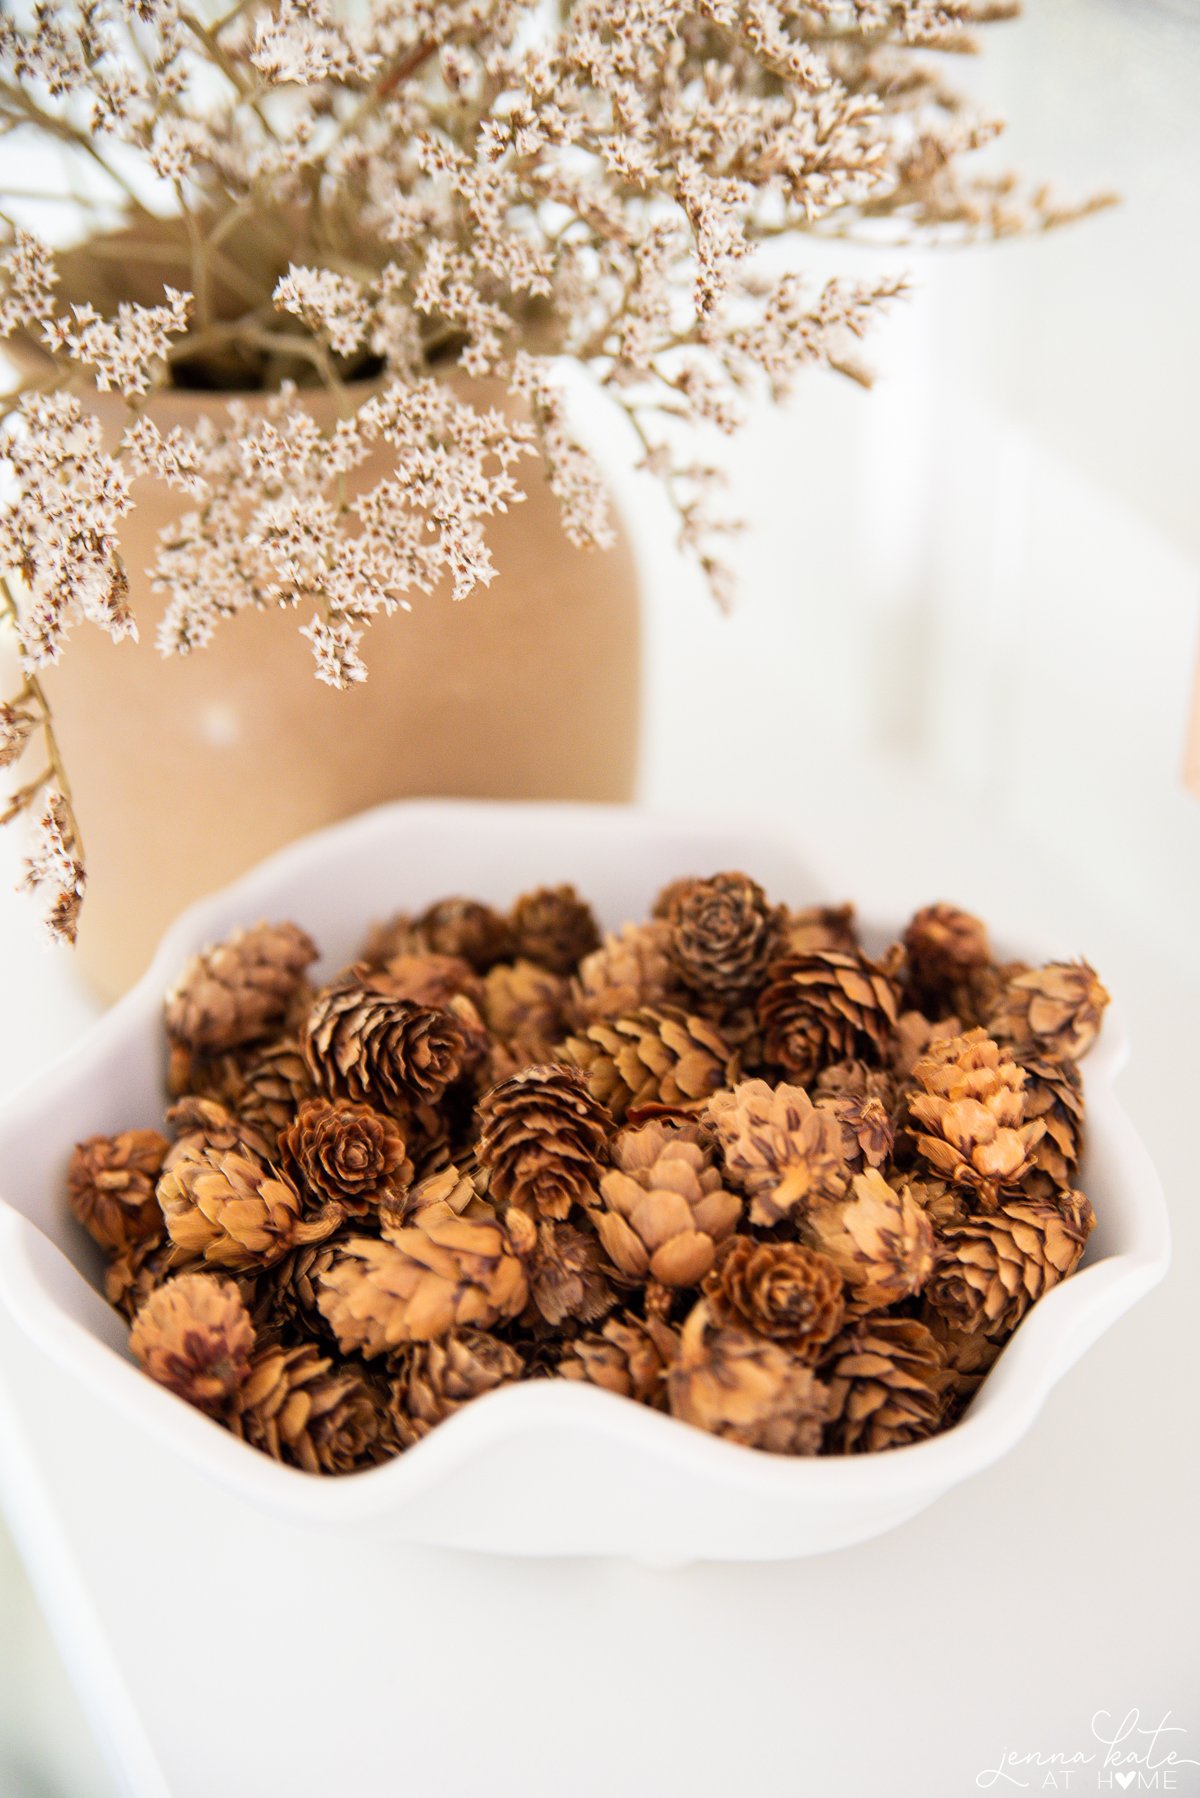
[[0, 800, 1172, 1536]]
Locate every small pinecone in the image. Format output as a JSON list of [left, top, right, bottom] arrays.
[[231, 1340, 384, 1474], [390, 1330, 524, 1445], [889, 1010, 963, 1079], [237, 1038, 314, 1144], [561, 1005, 733, 1124], [404, 1163, 483, 1220], [475, 1064, 610, 1220], [1019, 1053, 1085, 1189], [509, 884, 600, 975], [782, 903, 859, 957], [129, 1273, 255, 1414], [67, 1127, 168, 1253], [706, 1079, 850, 1227], [650, 875, 699, 920], [558, 1312, 677, 1405], [822, 1317, 945, 1454], [165, 921, 317, 1054], [906, 1174, 969, 1231], [667, 1299, 830, 1455], [484, 959, 570, 1057], [925, 1189, 1095, 1340], [758, 949, 899, 1084], [813, 1057, 899, 1111], [902, 902, 991, 1013], [816, 1091, 894, 1173], [907, 1029, 1044, 1209], [571, 921, 679, 1026], [922, 1308, 1002, 1420], [165, 1043, 249, 1109], [157, 1139, 334, 1271], [663, 871, 782, 1000], [803, 1169, 935, 1310], [371, 951, 485, 1015], [359, 911, 425, 966], [105, 1229, 182, 1322], [416, 897, 513, 972], [253, 1238, 340, 1338], [509, 1212, 615, 1326], [164, 1095, 276, 1164], [315, 1201, 528, 1355], [595, 1120, 741, 1287], [989, 960, 1110, 1062], [703, 1237, 844, 1360], [281, 1098, 413, 1215], [304, 975, 468, 1113]]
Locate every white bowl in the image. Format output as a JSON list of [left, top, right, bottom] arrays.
[[0, 801, 1171, 1564]]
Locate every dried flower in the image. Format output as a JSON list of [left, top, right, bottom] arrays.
[[1, 0, 1095, 934]]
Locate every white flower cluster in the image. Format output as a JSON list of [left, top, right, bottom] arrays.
[[0, 0, 1100, 933]]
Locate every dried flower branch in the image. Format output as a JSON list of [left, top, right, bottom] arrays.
[[0, 0, 1103, 934]]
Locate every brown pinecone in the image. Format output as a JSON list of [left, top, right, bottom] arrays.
[[571, 921, 679, 1026], [165, 921, 317, 1054], [164, 1095, 277, 1166], [304, 974, 469, 1113], [561, 1005, 733, 1123], [703, 1237, 844, 1359], [558, 1312, 677, 1405], [359, 911, 424, 966], [925, 1189, 1095, 1340], [902, 902, 991, 1013], [816, 1091, 894, 1172], [370, 951, 485, 1014], [706, 1079, 850, 1227], [508, 1212, 615, 1326], [803, 1170, 935, 1310], [252, 1237, 340, 1339], [781, 903, 859, 957], [67, 1127, 168, 1254], [231, 1340, 385, 1474], [484, 959, 570, 1059], [281, 1098, 413, 1215], [922, 1307, 1002, 1419], [667, 1299, 830, 1455], [822, 1317, 945, 1453], [595, 1120, 741, 1287], [404, 1163, 484, 1220], [416, 897, 513, 971], [905, 1173, 969, 1231], [236, 1038, 314, 1144], [165, 1043, 250, 1109], [907, 1029, 1044, 1209], [129, 1273, 255, 1414], [813, 1056, 899, 1110], [390, 1330, 524, 1445], [989, 960, 1110, 1062], [105, 1228, 183, 1322], [1018, 1053, 1084, 1189], [509, 884, 600, 975], [475, 1064, 611, 1221], [315, 1200, 528, 1354], [158, 1138, 336, 1271], [663, 871, 783, 1000], [889, 1010, 963, 1079], [758, 949, 899, 1084]]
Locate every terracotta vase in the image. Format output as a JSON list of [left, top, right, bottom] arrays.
[[40, 379, 641, 997]]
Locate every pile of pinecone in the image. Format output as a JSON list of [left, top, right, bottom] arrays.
[[64, 875, 1109, 1473]]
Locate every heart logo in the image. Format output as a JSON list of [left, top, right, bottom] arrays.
[[1115, 1774, 1137, 1791]]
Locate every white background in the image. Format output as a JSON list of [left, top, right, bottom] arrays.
[[1, 1, 1199, 1792]]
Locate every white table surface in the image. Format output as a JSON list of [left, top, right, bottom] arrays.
[[0, 760, 1196, 1798]]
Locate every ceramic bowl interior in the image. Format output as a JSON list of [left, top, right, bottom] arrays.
[[0, 802, 1171, 1563]]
